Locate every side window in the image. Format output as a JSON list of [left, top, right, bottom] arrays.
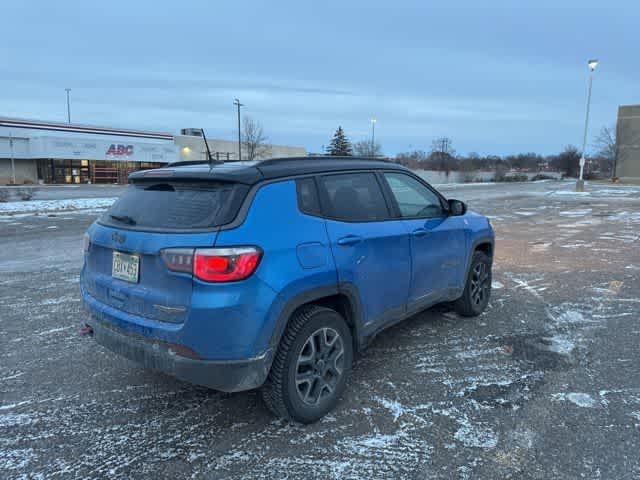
[[384, 172, 444, 218], [295, 177, 321, 216], [319, 173, 389, 222]]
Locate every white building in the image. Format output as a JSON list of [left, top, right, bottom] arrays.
[[175, 128, 306, 164], [0, 117, 306, 184]]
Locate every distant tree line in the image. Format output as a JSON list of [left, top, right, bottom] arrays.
[[323, 125, 616, 179]]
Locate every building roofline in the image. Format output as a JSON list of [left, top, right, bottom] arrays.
[[0, 116, 174, 140]]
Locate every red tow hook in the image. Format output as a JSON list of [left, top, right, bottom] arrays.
[[79, 325, 94, 337]]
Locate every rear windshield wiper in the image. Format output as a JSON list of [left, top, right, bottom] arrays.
[[109, 214, 136, 225]]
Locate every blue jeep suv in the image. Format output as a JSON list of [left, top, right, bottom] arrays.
[[80, 157, 494, 423]]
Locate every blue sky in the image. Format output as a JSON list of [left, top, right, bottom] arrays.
[[2, 0, 637, 155]]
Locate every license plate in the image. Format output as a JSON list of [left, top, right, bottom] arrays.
[[112, 251, 140, 283]]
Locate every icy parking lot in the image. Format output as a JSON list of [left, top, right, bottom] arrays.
[[1, 181, 639, 479]]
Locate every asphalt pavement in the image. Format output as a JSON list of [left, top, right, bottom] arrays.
[[1, 180, 639, 479]]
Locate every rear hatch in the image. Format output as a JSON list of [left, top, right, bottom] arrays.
[[83, 179, 248, 324]]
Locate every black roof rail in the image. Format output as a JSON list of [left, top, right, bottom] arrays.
[[258, 156, 394, 166]]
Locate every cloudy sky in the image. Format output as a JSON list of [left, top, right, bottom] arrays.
[[2, 1, 637, 156]]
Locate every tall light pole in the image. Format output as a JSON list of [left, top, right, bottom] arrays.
[[371, 117, 376, 157], [576, 59, 598, 192], [65, 88, 72, 124], [233, 98, 244, 161], [9, 131, 16, 185]]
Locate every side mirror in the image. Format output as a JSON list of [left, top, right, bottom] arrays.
[[448, 199, 467, 216]]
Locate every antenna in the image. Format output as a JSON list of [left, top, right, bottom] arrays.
[[200, 128, 216, 167]]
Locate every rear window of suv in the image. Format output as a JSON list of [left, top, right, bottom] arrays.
[[100, 181, 248, 230]]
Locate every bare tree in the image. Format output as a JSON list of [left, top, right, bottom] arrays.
[[395, 150, 428, 168], [592, 125, 616, 176], [429, 137, 457, 175], [242, 117, 271, 160], [593, 125, 616, 160], [353, 140, 382, 157]]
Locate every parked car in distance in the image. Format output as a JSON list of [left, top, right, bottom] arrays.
[[80, 157, 494, 423]]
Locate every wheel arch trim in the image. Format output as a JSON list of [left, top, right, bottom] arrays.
[[269, 284, 364, 360]]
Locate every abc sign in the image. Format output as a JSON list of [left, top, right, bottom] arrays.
[[106, 144, 134, 156]]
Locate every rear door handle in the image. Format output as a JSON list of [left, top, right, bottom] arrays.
[[337, 235, 363, 246], [411, 228, 428, 237]]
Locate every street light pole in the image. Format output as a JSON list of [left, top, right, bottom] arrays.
[[65, 88, 72, 124], [371, 117, 376, 157], [576, 59, 598, 192], [9, 131, 16, 185], [233, 98, 244, 161]]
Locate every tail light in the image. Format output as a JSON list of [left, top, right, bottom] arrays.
[[162, 247, 262, 282], [194, 247, 262, 282]]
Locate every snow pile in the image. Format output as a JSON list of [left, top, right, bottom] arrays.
[[0, 197, 117, 215]]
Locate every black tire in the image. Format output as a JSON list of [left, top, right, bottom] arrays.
[[261, 305, 353, 423], [454, 251, 492, 317]]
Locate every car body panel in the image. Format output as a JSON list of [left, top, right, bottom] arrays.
[[401, 215, 467, 309], [83, 223, 217, 325], [213, 180, 337, 355], [324, 217, 411, 333]]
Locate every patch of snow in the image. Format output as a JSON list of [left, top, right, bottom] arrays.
[[559, 209, 592, 217], [39, 295, 79, 306], [374, 396, 406, 422], [530, 242, 551, 252], [553, 392, 596, 408], [511, 277, 544, 299], [349, 432, 406, 451], [433, 182, 497, 188], [0, 197, 117, 215], [543, 334, 575, 355], [455, 347, 503, 360], [0, 400, 32, 411], [0, 412, 34, 427], [0, 447, 36, 471], [454, 420, 498, 448], [552, 190, 591, 196], [491, 281, 504, 289], [36, 326, 73, 336], [608, 211, 640, 223], [552, 310, 586, 324]]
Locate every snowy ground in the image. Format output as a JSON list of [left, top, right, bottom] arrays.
[[1, 181, 639, 479], [0, 197, 117, 217]]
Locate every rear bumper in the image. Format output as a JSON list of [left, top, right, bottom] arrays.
[[85, 312, 273, 393]]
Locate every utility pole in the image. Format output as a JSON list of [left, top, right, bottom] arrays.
[[9, 131, 16, 185], [233, 98, 244, 161], [65, 88, 72, 124], [371, 117, 376, 157], [576, 59, 598, 191]]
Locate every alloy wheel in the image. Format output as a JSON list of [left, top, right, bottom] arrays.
[[470, 262, 490, 306], [295, 327, 345, 406]]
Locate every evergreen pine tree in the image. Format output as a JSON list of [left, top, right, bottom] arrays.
[[326, 126, 353, 156]]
